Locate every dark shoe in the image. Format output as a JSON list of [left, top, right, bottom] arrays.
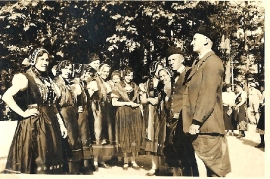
[[93, 165, 99, 172], [131, 162, 140, 170], [99, 163, 111, 169], [237, 135, 243, 138], [255, 143, 265, 148], [146, 169, 159, 176], [166, 168, 174, 176], [123, 163, 128, 170]]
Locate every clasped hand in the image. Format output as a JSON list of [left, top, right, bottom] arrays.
[[127, 102, 140, 108]]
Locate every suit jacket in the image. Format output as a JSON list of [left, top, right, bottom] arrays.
[[170, 68, 190, 117], [182, 51, 225, 134]]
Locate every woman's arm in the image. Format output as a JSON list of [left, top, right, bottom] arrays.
[[112, 97, 131, 107], [2, 75, 38, 118]]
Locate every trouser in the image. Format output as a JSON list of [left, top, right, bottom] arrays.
[[173, 117, 199, 176]]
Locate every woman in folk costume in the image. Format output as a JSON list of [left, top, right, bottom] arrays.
[[139, 61, 164, 176], [233, 82, 248, 138], [54, 60, 83, 174], [72, 64, 93, 174], [111, 67, 142, 170], [2, 48, 67, 174], [87, 63, 113, 171], [157, 67, 182, 176]]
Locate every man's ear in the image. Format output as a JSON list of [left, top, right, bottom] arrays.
[[204, 38, 209, 46]]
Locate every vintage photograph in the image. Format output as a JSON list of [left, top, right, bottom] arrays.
[[0, 0, 266, 177]]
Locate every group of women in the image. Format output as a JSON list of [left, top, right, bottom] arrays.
[[2, 47, 179, 175], [222, 82, 265, 145]]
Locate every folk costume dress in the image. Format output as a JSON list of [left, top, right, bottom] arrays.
[[54, 76, 83, 165], [89, 75, 115, 157], [76, 79, 92, 160], [141, 78, 165, 156], [112, 81, 143, 157], [5, 68, 63, 174]]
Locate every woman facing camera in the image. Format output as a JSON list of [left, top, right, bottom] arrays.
[[2, 48, 67, 174], [54, 60, 83, 174], [87, 63, 114, 171], [111, 67, 142, 170]]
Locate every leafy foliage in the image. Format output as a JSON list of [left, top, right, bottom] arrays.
[[0, 0, 264, 84]]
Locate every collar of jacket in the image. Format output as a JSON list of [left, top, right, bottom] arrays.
[[187, 51, 215, 81]]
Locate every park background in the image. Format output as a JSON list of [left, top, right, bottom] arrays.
[[0, 0, 268, 178]]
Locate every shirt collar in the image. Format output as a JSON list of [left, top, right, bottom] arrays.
[[177, 65, 185, 74]]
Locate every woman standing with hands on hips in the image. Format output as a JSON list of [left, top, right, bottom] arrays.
[[2, 48, 67, 174]]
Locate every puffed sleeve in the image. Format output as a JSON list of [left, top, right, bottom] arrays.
[[11, 73, 28, 91], [71, 83, 82, 97]]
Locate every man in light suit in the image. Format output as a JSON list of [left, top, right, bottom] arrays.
[[164, 46, 199, 176], [182, 25, 231, 177]]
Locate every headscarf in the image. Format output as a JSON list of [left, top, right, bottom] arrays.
[[29, 48, 49, 66], [149, 61, 163, 77], [158, 66, 173, 78]]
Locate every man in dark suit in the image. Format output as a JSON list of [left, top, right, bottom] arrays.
[[165, 46, 199, 176], [182, 25, 231, 177]]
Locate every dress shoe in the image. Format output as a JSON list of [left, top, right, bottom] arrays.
[[145, 169, 159, 176], [255, 143, 265, 148]]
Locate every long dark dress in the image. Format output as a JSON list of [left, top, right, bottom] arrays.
[[256, 93, 265, 134], [54, 76, 83, 163], [5, 69, 63, 174], [141, 79, 166, 156], [77, 80, 92, 160], [112, 81, 143, 157], [234, 91, 248, 131]]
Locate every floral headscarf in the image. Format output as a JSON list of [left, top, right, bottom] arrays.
[[29, 48, 49, 66]]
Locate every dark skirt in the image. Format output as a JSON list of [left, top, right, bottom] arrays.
[[141, 104, 160, 154], [115, 105, 142, 157], [223, 106, 235, 130], [234, 105, 248, 131], [5, 105, 63, 174], [60, 106, 83, 162], [256, 106, 265, 134], [77, 105, 92, 160]]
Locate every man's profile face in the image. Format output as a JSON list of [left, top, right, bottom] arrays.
[[168, 54, 184, 71], [191, 33, 207, 53]]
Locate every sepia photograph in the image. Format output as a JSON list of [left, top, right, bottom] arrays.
[[0, 0, 267, 178]]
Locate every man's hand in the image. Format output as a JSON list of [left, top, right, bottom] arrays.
[[189, 124, 200, 135]]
